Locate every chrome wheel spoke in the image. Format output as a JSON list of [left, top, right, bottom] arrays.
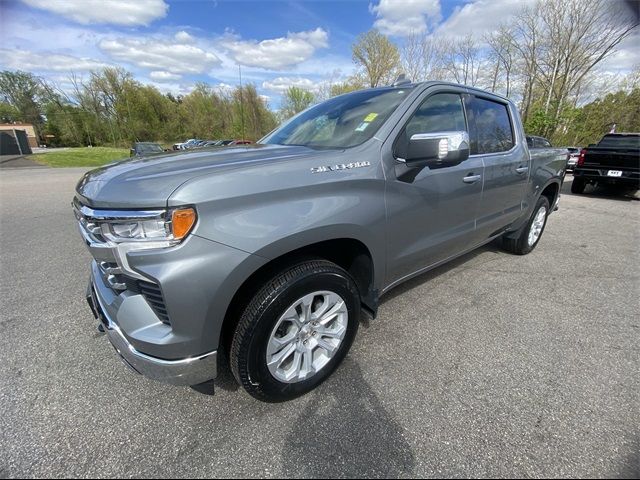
[[318, 300, 345, 326], [266, 290, 349, 384], [316, 323, 346, 340], [267, 329, 298, 356], [317, 338, 338, 355], [267, 342, 296, 369]]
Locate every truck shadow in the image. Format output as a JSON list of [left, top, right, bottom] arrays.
[[281, 358, 415, 478], [562, 175, 639, 202]]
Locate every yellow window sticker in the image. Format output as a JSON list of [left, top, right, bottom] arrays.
[[364, 113, 378, 122]]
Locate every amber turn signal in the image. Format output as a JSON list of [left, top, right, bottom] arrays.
[[171, 207, 197, 240]]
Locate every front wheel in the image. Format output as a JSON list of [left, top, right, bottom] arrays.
[[230, 260, 360, 402], [502, 196, 550, 255]]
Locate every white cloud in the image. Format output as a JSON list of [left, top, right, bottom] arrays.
[[597, 30, 640, 74], [220, 28, 329, 70], [262, 77, 321, 94], [149, 70, 182, 82], [433, 0, 533, 40], [99, 36, 222, 75], [0, 48, 109, 72], [174, 31, 195, 44], [22, 0, 169, 26], [370, 0, 441, 37]]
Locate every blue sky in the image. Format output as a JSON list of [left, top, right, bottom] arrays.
[[0, 0, 637, 108]]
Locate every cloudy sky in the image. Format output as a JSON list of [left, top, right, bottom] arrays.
[[0, 0, 638, 108]]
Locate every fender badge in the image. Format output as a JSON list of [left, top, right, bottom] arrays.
[[311, 161, 371, 174]]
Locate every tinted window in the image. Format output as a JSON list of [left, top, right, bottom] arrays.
[[597, 135, 640, 149], [404, 93, 466, 138], [467, 97, 514, 154]]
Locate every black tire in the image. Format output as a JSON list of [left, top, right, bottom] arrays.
[[230, 259, 360, 402], [502, 196, 550, 255], [571, 177, 586, 194]]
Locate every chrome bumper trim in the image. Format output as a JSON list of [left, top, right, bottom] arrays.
[[89, 285, 217, 386]]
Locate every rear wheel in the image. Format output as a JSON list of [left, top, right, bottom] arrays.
[[502, 196, 550, 255], [230, 260, 360, 402], [571, 177, 586, 194]]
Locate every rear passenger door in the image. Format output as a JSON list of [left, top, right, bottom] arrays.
[[466, 95, 529, 239]]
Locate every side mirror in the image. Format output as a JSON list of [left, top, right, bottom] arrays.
[[399, 131, 470, 167]]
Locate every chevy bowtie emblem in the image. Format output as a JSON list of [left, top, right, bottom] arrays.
[[311, 161, 371, 173]]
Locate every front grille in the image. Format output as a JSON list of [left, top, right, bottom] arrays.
[[138, 281, 171, 326]]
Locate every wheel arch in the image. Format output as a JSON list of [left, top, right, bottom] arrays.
[[219, 234, 378, 356]]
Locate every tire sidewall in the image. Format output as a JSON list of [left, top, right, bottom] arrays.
[[520, 196, 550, 254], [244, 268, 360, 401]]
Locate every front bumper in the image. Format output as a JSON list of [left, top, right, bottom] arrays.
[[87, 282, 217, 386]]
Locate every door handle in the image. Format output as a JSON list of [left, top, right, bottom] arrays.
[[516, 166, 529, 174], [463, 174, 481, 184]]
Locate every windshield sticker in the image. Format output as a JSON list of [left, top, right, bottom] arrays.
[[364, 113, 378, 122], [355, 122, 370, 132]]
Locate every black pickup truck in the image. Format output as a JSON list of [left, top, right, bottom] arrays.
[[572, 133, 640, 194]]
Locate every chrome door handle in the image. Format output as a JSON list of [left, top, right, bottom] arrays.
[[516, 166, 529, 174], [463, 174, 481, 184]]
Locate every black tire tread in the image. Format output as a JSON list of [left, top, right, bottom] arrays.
[[502, 196, 550, 255], [230, 259, 355, 402]]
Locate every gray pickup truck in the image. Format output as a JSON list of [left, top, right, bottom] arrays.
[[74, 81, 567, 401]]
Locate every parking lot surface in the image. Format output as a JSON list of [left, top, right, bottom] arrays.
[[1, 167, 638, 478]]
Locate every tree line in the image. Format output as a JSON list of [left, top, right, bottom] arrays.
[[0, 0, 637, 148], [286, 0, 639, 146], [0, 68, 277, 147]]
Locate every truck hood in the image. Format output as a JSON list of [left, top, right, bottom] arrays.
[[75, 144, 317, 208]]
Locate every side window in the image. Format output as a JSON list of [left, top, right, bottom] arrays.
[[404, 93, 466, 139], [467, 97, 514, 154], [542, 138, 552, 148], [395, 93, 466, 159]]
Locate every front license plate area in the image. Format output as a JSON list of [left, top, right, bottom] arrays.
[[607, 170, 623, 177]]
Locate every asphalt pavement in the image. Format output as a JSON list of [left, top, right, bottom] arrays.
[[0, 167, 638, 478]]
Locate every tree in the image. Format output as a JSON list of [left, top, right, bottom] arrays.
[[442, 35, 482, 87], [401, 32, 446, 82], [0, 70, 46, 140], [352, 29, 401, 87], [280, 86, 315, 119]]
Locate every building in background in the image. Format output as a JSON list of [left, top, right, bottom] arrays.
[[0, 124, 35, 155], [0, 124, 38, 148]]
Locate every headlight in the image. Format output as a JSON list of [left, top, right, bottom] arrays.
[[100, 207, 196, 244], [74, 203, 197, 281]]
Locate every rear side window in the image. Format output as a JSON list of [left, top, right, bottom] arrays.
[[467, 97, 514, 154]]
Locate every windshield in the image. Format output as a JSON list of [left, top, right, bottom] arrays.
[[262, 87, 412, 149], [597, 135, 640, 149]]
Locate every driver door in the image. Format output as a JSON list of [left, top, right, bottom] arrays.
[[383, 89, 484, 286]]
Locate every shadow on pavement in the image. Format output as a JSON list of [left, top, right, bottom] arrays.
[[282, 359, 415, 478], [562, 174, 639, 202]]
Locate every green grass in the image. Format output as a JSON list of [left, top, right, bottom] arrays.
[[31, 147, 130, 168]]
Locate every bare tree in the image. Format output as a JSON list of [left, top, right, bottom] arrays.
[[485, 25, 517, 96], [352, 29, 401, 87], [442, 35, 482, 86]]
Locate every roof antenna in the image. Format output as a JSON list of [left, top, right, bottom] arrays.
[[393, 73, 411, 87]]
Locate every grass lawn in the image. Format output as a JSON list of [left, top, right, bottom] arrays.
[[31, 147, 130, 168]]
